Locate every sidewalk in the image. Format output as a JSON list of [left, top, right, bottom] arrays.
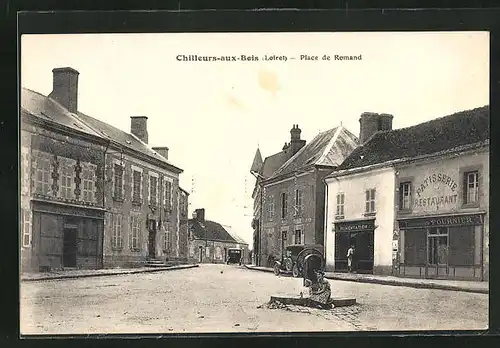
[[244, 265, 489, 294], [21, 264, 199, 282]]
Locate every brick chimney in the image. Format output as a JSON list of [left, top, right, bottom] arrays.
[[130, 116, 148, 144], [48, 67, 79, 113], [193, 208, 205, 222], [359, 112, 394, 144], [289, 124, 306, 157], [152, 146, 169, 160]]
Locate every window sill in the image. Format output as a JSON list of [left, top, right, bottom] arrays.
[[364, 212, 376, 217], [113, 197, 124, 203], [461, 203, 480, 209], [130, 248, 141, 252], [335, 215, 345, 220], [111, 247, 123, 251], [398, 209, 412, 215]]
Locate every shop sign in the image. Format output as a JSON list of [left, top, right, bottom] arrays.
[[398, 214, 483, 229], [335, 219, 375, 233], [413, 172, 459, 211]]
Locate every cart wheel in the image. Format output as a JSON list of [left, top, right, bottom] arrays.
[[292, 264, 300, 278], [274, 263, 281, 276]]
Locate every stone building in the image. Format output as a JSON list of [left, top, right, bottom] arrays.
[[21, 78, 108, 272], [20, 67, 186, 272], [188, 208, 249, 264], [250, 124, 358, 267], [178, 187, 190, 261], [325, 106, 489, 281]]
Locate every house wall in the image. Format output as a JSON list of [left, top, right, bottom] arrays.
[[325, 167, 396, 275], [260, 171, 319, 267], [20, 117, 106, 272], [394, 147, 489, 281], [102, 150, 181, 268], [178, 190, 189, 261], [187, 239, 249, 264]]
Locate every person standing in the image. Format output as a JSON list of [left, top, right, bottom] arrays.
[[347, 245, 355, 273]]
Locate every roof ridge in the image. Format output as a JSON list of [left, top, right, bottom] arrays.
[[315, 125, 342, 165]]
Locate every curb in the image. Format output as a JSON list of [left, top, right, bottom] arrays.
[[21, 264, 199, 282], [243, 265, 488, 294]]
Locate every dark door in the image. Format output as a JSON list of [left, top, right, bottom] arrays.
[[148, 220, 156, 258], [199, 246, 203, 263], [353, 231, 374, 273], [224, 247, 227, 262], [63, 225, 78, 268], [281, 231, 287, 258]]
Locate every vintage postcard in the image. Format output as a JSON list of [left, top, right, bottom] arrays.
[[19, 31, 489, 335]]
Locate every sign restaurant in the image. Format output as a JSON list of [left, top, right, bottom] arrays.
[[413, 172, 459, 210]]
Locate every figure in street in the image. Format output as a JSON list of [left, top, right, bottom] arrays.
[[347, 245, 355, 273]]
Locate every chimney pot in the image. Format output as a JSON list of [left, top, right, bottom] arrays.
[[193, 208, 205, 222], [130, 116, 148, 144], [48, 67, 79, 113]]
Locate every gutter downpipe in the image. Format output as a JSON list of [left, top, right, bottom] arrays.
[[100, 139, 111, 269]]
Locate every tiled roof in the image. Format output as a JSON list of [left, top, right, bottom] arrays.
[[261, 151, 289, 178], [21, 87, 183, 174], [76, 112, 182, 173], [188, 219, 239, 243], [21, 88, 101, 138], [270, 126, 359, 179], [336, 106, 490, 172], [221, 224, 249, 245]]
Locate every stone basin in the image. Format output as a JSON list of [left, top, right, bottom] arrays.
[[269, 294, 356, 308]]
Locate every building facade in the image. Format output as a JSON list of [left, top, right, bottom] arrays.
[[20, 67, 186, 272], [188, 209, 250, 264], [325, 107, 489, 280], [20, 74, 108, 272], [251, 124, 358, 267]]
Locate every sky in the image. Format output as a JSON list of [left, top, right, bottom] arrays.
[[21, 32, 489, 248]]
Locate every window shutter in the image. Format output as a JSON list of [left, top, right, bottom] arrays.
[[463, 173, 468, 204]]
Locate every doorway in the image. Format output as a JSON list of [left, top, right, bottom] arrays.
[[427, 227, 449, 278], [148, 219, 157, 258], [335, 230, 374, 273], [63, 224, 78, 268], [281, 231, 287, 258], [224, 247, 227, 262], [199, 246, 203, 263]]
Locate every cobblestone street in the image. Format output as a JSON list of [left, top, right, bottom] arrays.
[[20, 264, 488, 335]]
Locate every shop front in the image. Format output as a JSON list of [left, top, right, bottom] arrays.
[[397, 213, 485, 280], [334, 219, 375, 273], [30, 200, 105, 272]]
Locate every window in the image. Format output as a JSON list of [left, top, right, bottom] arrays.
[[82, 164, 95, 203], [113, 164, 124, 200], [149, 175, 158, 207], [294, 229, 302, 244], [281, 192, 288, 219], [132, 170, 142, 203], [464, 171, 479, 204], [336, 193, 345, 216], [206, 246, 210, 258], [112, 214, 123, 249], [35, 154, 51, 195], [21, 209, 31, 247], [60, 161, 74, 199], [365, 189, 376, 213], [130, 215, 141, 250], [164, 227, 169, 251], [164, 178, 173, 211], [267, 196, 275, 220], [399, 182, 411, 210], [294, 189, 303, 216]]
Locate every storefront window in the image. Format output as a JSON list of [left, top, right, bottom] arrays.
[[403, 228, 426, 265]]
